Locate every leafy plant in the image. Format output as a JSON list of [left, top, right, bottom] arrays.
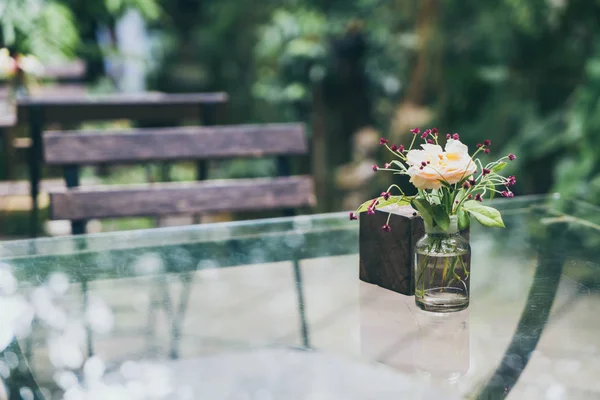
[[0, 0, 79, 61], [253, 8, 328, 107]]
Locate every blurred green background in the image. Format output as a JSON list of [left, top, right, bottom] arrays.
[[2, 0, 600, 233]]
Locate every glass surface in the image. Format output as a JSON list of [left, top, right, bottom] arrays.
[[1, 194, 599, 399]]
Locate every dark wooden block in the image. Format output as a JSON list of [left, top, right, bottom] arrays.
[[359, 204, 424, 296]]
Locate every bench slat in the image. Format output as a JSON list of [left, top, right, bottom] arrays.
[[44, 123, 307, 164], [49, 176, 315, 220], [17, 92, 228, 123]]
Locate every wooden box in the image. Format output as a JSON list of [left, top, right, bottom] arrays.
[[359, 204, 424, 296]]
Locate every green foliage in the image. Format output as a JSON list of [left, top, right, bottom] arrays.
[[434, 0, 600, 200], [104, 0, 160, 20], [3, 0, 596, 210], [0, 0, 161, 66], [148, 0, 282, 123], [0, 0, 79, 61], [252, 1, 414, 126], [253, 8, 328, 106], [551, 40, 600, 205]]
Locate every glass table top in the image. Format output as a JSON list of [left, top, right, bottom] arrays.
[[1, 194, 599, 399]]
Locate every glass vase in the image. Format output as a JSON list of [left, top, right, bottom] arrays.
[[414, 216, 471, 312]]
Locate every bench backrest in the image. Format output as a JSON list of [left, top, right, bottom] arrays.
[[17, 92, 228, 124], [43, 123, 314, 231]]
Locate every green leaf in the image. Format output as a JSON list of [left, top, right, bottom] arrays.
[[356, 199, 375, 213], [411, 199, 433, 227], [355, 196, 410, 213], [457, 208, 470, 230], [378, 196, 411, 209], [431, 204, 450, 231], [491, 161, 507, 173], [463, 200, 505, 228]]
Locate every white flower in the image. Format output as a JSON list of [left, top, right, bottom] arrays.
[[406, 139, 477, 190]]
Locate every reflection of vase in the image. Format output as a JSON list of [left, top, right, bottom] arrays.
[[414, 216, 471, 312], [414, 310, 470, 386]]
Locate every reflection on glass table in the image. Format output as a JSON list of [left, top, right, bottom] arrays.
[[0, 194, 599, 399]]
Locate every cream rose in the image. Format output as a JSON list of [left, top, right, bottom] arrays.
[[406, 139, 477, 190]]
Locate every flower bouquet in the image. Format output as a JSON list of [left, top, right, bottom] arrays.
[[351, 128, 517, 312]]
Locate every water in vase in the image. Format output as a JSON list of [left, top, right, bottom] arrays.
[[415, 249, 470, 313]]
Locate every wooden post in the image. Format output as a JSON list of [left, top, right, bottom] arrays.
[[28, 105, 44, 238], [359, 204, 425, 296]]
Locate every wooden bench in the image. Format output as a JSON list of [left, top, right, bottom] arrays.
[[43, 123, 314, 234], [1, 58, 87, 155], [43, 122, 315, 359], [16, 92, 228, 237], [38, 59, 86, 83]]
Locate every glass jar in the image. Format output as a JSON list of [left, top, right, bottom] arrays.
[[414, 216, 471, 312]]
